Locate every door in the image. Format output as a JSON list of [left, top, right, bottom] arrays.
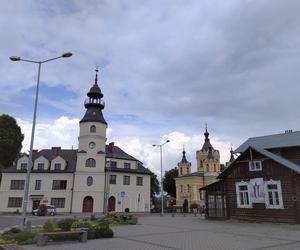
[[108, 196, 116, 212], [82, 196, 93, 212], [32, 200, 40, 211]]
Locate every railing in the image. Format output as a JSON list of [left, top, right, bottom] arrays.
[[84, 98, 105, 107]]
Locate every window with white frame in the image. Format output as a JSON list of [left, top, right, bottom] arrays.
[[249, 161, 262, 171], [265, 180, 283, 209], [236, 182, 252, 208]]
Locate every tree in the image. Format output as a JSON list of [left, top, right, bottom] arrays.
[[150, 173, 160, 199], [0, 114, 24, 169], [163, 167, 178, 198]]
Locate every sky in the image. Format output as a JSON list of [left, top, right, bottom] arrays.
[[1, 0, 300, 177]]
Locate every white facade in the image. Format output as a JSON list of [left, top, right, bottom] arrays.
[[0, 73, 151, 214]]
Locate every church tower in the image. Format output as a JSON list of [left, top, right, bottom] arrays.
[[196, 126, 220, 177], [72, 69, 107, 213], [177, 148, 191, 176]]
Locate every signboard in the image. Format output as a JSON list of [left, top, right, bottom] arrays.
[[250, 178, 265, 203], [120, 191, 125, 198]]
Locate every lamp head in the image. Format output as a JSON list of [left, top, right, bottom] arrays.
[[166, 140, 170, 143], [9, 56, 21, 61], [152, 144, 156, 147], [62, 52, 72, 58]]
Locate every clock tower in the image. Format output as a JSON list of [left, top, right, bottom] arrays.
[[72, 69, 107, 213]]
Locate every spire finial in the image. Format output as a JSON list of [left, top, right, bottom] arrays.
[[204, 123, 209, 140], [183, 144, 185, 153], [230, 144, 235, 162], [95, 67, 99, 85]]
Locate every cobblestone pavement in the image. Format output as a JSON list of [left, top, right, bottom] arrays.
[[23, 214, 300, 250]]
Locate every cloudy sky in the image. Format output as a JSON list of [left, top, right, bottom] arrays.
[[1, 0, 300, 176]]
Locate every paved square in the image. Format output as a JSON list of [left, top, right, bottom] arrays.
[[23, 214, 300, 250]]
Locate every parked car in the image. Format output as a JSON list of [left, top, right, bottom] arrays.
[[33, 205, 56, 216]]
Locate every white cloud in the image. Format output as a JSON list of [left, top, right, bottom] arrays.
[[17, 116, 79, 153]]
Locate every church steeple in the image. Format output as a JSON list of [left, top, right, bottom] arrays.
[[201, 124, 213, 151], [80, 69, 107, 124], [181, 146, 188, 164], [229, 146, 235, 162]]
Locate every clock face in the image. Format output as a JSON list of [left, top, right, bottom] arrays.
[[89, 142, 96, 149]]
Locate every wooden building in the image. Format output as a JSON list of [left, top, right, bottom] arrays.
[[201, 131, 300, 223]]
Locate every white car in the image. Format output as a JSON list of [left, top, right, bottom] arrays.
[[33, 205, 56, 216]]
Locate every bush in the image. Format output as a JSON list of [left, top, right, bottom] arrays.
[[57, 218, 74, 231], [90, 213, 96, 221], [72, 219, 92, 229], [2, 227, 21, 235], [124, 208, 130, 213], [38, 204, 47, 216], [43, 219, 57, 232], [88, 223, 113, 239], [190, 203, 198, 209], [1, 231, 37, 245]]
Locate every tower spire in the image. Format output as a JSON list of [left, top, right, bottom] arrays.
[[80, 69, 107, 124], [229, 145, 235, 162], [95, 68, 98, 85]]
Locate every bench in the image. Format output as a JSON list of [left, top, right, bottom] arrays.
[[0, 244, 25, 250], [36, 231, 87, 246]]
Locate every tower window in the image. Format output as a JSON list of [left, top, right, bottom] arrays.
[[90, 125, 96, 133], [214, 164, 216, 172], [206, 164, 209, 172], [86, 158, 96, 168]]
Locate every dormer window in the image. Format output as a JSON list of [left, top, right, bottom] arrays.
[[249, 161, 262, 171], [37, 163, 44, 170], [124, 163, 131, 169], [54, 163, 61, 170], [90, 125, 96, 133], [21, 163, 27, 170]]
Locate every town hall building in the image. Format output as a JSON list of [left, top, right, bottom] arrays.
[[0, 70, 152, 214]]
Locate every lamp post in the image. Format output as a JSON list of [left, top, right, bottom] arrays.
[[9, 52, 72, 229], [153, 139, 170, 216]]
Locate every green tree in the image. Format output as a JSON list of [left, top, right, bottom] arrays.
[[0, 114, 24, 169], [150, 173, 160, 199], [163, 167, 178, 198]]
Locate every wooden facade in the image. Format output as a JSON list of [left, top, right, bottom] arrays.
[[201, 146, 300, 223]]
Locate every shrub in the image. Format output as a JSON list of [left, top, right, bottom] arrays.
[[1, 231, 37, 245], [71, 219, 92, 229], [90, 213, 96, 221], [2, 227, 21, 235], [38, 204, 47, 216], [43, 219, 57, 232], [124, 208, 130, 213], [94, 225, 113, 238], [190, 203, 198, 209], [57, 218, 74, 231]]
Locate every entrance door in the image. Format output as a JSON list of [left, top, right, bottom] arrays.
[[32, 200, 40, 211], [108, 196, 116, 212], [82, 196, 93, 212]]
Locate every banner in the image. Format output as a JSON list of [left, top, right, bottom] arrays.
[[250, 178, 265, 203]]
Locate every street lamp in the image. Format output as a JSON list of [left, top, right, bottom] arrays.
[[153, 139, 170, 216], [9, 52, 72, 229]]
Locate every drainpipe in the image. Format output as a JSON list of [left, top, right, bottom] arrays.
[[70, 172, 75, 213]]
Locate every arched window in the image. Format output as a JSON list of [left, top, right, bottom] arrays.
[[214, 164, 216, 172], [86, 158, 96, 168], [90, 125, 96, 133], [206, 164, 209, 172]]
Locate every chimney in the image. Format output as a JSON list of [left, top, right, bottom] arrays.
[[52, 147, 61, 156], [108, 142, 114, 153], [32, 149, 38, 154]]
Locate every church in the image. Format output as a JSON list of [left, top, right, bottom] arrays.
[[175, 127, 228, 209], [0, 70, 152, 213]]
